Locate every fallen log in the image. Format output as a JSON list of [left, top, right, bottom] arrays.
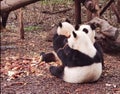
[[0, 0, 42, 13], [89, 17, 120, 53]]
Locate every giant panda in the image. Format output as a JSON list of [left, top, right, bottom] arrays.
[[75, 23, 104, 67], [41, 29, 103, 83], [41, 19, 74, 62]]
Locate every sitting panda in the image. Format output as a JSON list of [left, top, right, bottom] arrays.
[[41, 29, 103, 83], [41, 19, 74, 62], [75, 23, 104, 67]]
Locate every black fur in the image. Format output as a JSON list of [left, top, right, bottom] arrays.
[[41, 52, 56, 63], [75, 24, 80, 30], [41, 43, 103, 78], [41, 23, 103, 79], [53, 34, 67, 52], [94, 42, 104, 67], [83, 28, 89, 33], [41, 44, 102, 67], [65, 19, 71, 23], [41, 33, 68, 63], [59, 22, 62, 28], [57, 45, 102, 67], [89, 23, 100, 30], [41, 42, 103, 79], [50, 66, 64, 78], [72, 31, 77, 38]]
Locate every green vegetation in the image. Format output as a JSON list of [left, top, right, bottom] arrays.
[[24, 26, 41, 31], [41, 0, 73, 5]]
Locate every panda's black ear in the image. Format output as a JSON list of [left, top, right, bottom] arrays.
[[73, 31, 77, 38], [59, 22, 62, 28], [65, 19, 71, 23], [75, 24, 80, 30], [83, 28, 88, 33], [89, 22, 99, 30]]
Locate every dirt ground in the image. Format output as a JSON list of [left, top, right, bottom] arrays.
[[1, 1, 120, 94]]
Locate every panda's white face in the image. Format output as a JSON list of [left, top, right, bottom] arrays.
[[57, 22, 74, 37], [68, 31, 96, 58], [77, 24, 96, 44]]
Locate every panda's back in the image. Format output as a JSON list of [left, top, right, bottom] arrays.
[[63, 63, 102, 83]]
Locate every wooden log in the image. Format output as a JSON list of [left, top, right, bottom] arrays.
[[96, 33, 120, 53], [0, 0, 43, 13], [89, 17, 120, 53]]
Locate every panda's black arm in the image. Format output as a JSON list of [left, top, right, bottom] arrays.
[[94, 42, 104, 67], [57, 45, 83, 67], [53, 34, 67, 52], [57, 49, 68, 66]]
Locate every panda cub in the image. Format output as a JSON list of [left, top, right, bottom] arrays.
[[75, 23, 104, 67]]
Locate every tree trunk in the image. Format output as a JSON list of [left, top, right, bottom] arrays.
[[1, 12, 10, 28], [75, 0, 81, 24], [19, 8, 24, 39], [0, 0, 42, 13]]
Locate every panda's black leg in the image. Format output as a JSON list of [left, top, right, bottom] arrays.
[[49, 66, 64, 79], [40, 52, 57, 63]]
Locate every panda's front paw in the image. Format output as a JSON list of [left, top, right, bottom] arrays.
[[40, 52, 46, 62]]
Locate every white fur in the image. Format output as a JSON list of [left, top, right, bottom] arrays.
[[68, 31, 96, 58], [57, 22, 74, 37], [78, 24, 96, 43], [63, 63, 102, 83]]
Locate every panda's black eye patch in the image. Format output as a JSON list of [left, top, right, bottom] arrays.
[[83, 28, 88, 33]]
